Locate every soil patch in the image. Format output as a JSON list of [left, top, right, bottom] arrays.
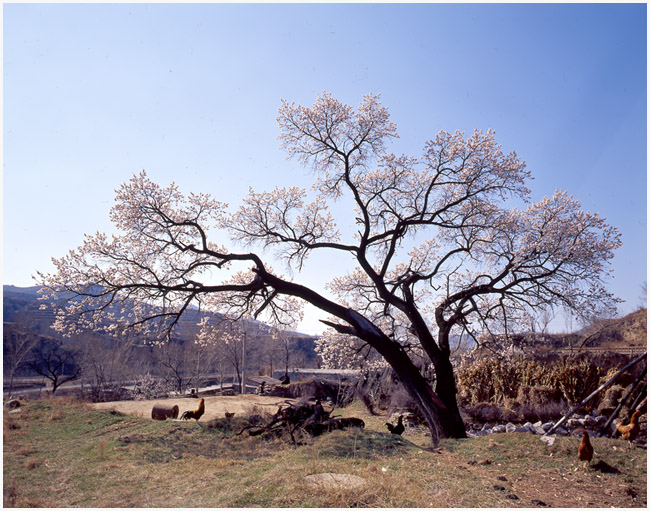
[[91, 394, 292, 422], [305, 472, 367, 491]]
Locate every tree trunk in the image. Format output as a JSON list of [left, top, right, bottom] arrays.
[[50, 375, 61, 395], [430, 352, 467, 438], [370, 338, 451, 444], [390, 355, 445, 443]]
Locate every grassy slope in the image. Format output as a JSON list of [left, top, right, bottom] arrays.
[[3, 398, 647, 508]]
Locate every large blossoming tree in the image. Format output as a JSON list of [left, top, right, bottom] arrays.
[[39, 93, 621, 443]]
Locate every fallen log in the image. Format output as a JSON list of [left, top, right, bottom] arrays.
[[305, 417, 365, 437]]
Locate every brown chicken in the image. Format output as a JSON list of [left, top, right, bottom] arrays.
[[616, 410, 643, 447], [577, 430, 594, 467], [180, 398, 205, 421]]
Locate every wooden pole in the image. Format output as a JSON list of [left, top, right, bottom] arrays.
[[599, 367, 646, 437], [628, 384, 647, 415], [242, 331, 246, 395], [544, 352, 646, 437]]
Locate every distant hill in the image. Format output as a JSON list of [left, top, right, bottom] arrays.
[[3, 285, 42, 299], [508, 309, 647, 354], [576, 308, 647, 349], [3, 285, 321, 372]]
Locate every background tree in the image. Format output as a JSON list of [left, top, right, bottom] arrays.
[[27, 338, 81, 395], [69, 330, 144, 401], [153, 340, 195, 394], [3, 327, 41, 397], [39, 93, 620, 443], [196, 318, 253, 393], [639, 281, 647, 309]]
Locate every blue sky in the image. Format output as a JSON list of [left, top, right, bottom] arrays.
[[3, 2, 647, 334]]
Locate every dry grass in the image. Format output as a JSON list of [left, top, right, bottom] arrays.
[[90, 393, 289, 422], [3, 396, 646, 508], [23, 458, 41, 470]]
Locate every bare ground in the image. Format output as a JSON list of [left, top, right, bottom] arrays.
[[90, 394, 293, 421]]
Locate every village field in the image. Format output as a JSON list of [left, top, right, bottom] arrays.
[[3, 395, 647, 508]]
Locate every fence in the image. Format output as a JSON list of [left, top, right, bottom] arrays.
[[558, 346, 647, 356]]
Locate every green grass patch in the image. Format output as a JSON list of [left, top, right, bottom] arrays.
[[3, 397, 647, 508]]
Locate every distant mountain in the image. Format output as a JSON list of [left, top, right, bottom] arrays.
[[3, 284, 321, 366], [576, 308, 647, 349], [3, 284, 305, 334], [4, 285, 42, 299]]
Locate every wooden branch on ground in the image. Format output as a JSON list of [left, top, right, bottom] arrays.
[[544, 352, 646, 437], [599, 368, 646, 437], [235, 400, 365, 443]]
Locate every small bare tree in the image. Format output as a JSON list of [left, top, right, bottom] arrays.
[[27, 339, 81, 395], [3, 326, 41, 396]]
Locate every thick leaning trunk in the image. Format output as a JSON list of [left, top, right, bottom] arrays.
[[384, 348, 447, 444], [430, 353, 467, 438]]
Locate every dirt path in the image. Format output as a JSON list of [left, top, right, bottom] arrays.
[[91, 394, 293, 422]]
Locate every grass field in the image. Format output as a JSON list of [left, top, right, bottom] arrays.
[[3, 396, 647, 507]]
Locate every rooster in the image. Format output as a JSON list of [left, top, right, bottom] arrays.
[[386, 415, 405, 435], [225, 411, 235, 418], [577, 430, 594, 467], [180, 398, 205, 421], [616, 410, 643, 448]]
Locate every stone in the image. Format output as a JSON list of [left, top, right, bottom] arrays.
[[540, 435, 556, 446], [532, 499, 548, 506], [595, 415, 608, 424], [505, 494, 519, 500], [555, 427, 568, 436], [481, 423, 492, 432], [505, 423, 517, 433], [583, 416, 597, 427], [531, 425, 547, 435], [497, 476, 508, 482], [566, 418, 584, 428], [533, 420, 543, 428], [493, 485, 506, 491], [492, 425, 506, 433], [542, 422, 554, 432]]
